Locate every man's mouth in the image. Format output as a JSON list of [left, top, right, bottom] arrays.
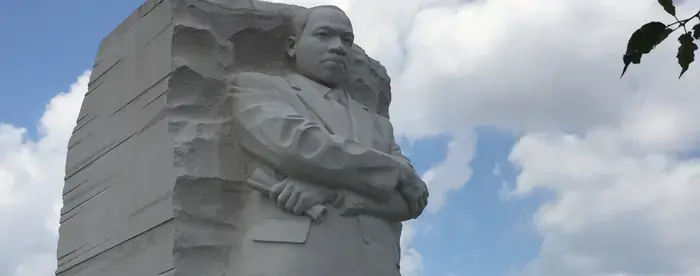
[[324, 57, 346, 67]]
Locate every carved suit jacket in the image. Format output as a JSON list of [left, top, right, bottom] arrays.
[[228, 71, 412, 276]]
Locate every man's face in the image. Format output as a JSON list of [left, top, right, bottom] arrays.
[[289, 8, 355, 88]]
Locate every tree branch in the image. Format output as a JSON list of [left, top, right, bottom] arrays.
[[666, 10, 700, 29]]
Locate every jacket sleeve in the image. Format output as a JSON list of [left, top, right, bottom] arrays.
[[340, 191, 413, 222], [229, 72, 400, 202]]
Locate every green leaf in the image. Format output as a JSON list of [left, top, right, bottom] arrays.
[[693, 23, 700, 39], [621, 22, 673, 77], [621, 53, 642, 78], [658, 0, 676, 16], [677, 32, 698, 78]]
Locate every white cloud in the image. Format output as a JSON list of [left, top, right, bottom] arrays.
[[390, 0, 656, 138], [400, 248, 424, 276], [0, 71, 89, 276], [421, 132, 475, 213], [511, 127, 700, 275], [498, 1, 700, 273], [347, 0, 700, 274], [400, 221, 424, 276]]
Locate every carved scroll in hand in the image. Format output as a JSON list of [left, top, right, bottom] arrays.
[[247, 168, 329, 224]]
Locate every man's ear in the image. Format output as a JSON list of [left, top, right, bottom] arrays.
[[286, 36, 297, 59]]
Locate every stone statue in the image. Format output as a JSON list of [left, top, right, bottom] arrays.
[[227, 5, 429, 276], [54, 1, 426, 275]]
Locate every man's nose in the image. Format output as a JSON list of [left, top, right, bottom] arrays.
[[328, 37, 347, 56]]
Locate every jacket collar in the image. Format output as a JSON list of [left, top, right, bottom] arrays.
[[283, 73, 334, 98], [283, 73, 370, 111]]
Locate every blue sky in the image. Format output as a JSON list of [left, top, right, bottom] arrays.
[[407, 128, 558, 275], [3, 1, 700, 276], [0, 0, 144, 138]]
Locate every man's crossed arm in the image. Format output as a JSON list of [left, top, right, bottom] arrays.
[[229, 72, 427, 218]]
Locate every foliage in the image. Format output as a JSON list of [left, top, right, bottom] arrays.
[[621, 1, 700, 78]]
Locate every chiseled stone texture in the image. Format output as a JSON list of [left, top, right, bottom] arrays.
[[57, 1, 174, 275], [56, 0, 392, 275]]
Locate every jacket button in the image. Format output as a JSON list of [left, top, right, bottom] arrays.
[[362, 237, 372, 245], [353, 200, 364, 207]]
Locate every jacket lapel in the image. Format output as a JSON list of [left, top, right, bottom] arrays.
[[283, 74, 339, 134], [347, 97, 375, 147], [283, 73, 376, 147]]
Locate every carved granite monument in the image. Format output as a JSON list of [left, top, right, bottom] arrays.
[[56, 1, 428, 275]]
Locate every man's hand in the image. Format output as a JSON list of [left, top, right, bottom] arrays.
[[270, 178, 338, 216], [397, 163, 429, 218]]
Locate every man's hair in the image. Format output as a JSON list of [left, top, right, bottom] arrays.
[[290, 5, 346, 37]]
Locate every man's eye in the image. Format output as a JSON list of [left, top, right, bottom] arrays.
[[317, 32, 329, 37], [343, 37, 354, 44]]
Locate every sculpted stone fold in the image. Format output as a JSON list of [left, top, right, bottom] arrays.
[[56, 1, 421, 276]]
